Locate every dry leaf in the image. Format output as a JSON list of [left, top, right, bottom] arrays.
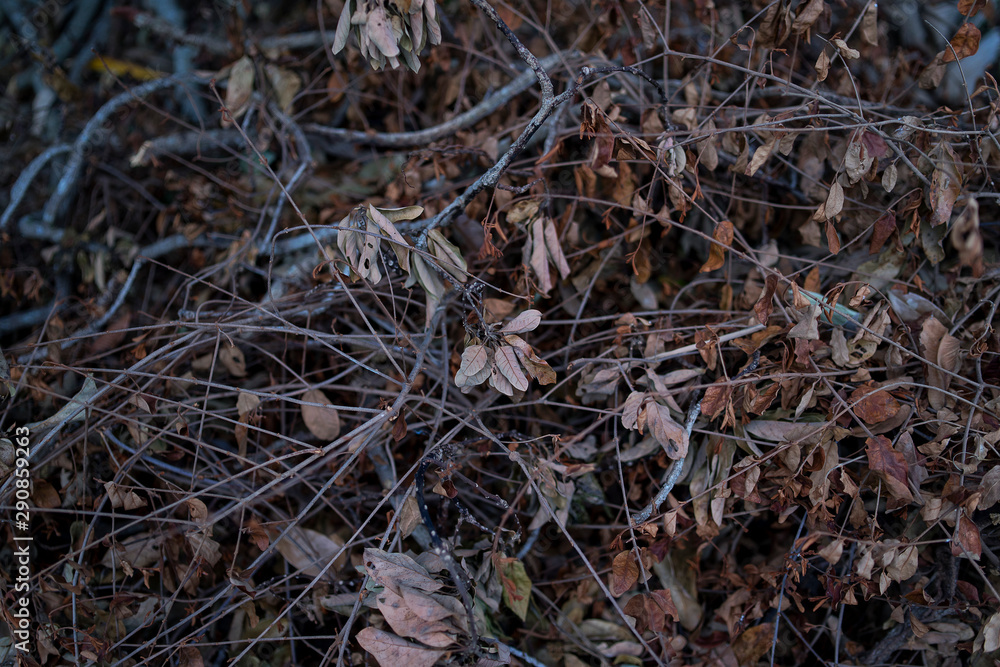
[[861, 1, 878, 46], [611, 551, 639, 597], [494, 346, 529, 393], [501, 309, 542, 334], [104, 481, 147, 511], [218, 344, 247, 377], [699, 220, 734, 273], [815, 49, 831, 81], [356, 628, 446, 667], [942, 23, 982, 62], [866, 435, 913, 505], [953, 511, 982, 560], [301, 388, 341, 440], [237, 391, 260, 418], [824, 181, 844, 220], [223, 56, 254, 125], [275, 527, 346, 578], [850, 384, 901, 424]]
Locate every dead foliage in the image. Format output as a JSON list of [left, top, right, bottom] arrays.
[[2, 0, 1000, 665]]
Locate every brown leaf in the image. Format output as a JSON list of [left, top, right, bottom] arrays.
[[356, 628, 446, 667], [815, 49, 831, 81], [860, 1, 878, 46], [244, 516, 270, 551], [494, 345, 529, 392], [701, 380, 732, 420], [646, 401, 688, 460], [869, 211, 896, 254], [500, 309, 542, 334], [178, 646, 205, 667], [950, 198, 984, 273], [275, 527, 346, 578], [825, 181, 844, 220], [218, 344, 246, 377], [32, 479, 61, 509], [825, 220, 841, 254], [942, 23, 982, 62], [375, 587, 461, 648], [958, 0, 988, 16], [236, 391, 260, 418], [791, 0, 826, 35], [301, 388, 341, 440], [886, 545, 918, 581], [223, 56, 254, 125], [733, 623, 775, 666], [365, 549, 442, 595], [850, 384, 901, 424], [745, 135, 777, 177], [753, 274, 779, 325], [624, 590, 678, 633], [866, 435, 913, 504], [953, 511, 982, 559], [104, 481, 147, 511], [929, 142, 962, 227], [611, 551, 639, 597], [700, 220, 734, 273], [928, 321, 961, 410]]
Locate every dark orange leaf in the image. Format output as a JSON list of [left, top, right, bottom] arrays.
[[850, 384, 902, 424], [958, 0, 987, 16], [825, 220, 841, 254], [942, 23, 981, 62], [701, 379, 732, 420], [610, 551, 639, 597], [866, 435, 913, 504], [953, 511, 982, 559], [869, 211, 896, 254], [754, 274, 779, 325], [700, 220, 734, 273]]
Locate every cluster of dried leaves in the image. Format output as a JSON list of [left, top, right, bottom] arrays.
[[2, 0, 1000, 665]]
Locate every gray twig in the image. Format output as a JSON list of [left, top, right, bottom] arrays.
[[303, 52, 574, 148], [42, 77, 199, 228], [1, 144, 72, 231]]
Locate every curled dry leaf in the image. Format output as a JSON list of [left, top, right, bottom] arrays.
[[364, 548, 442, 595], [505, 335, 556, 385], [426, 228, 467, 282], [104, 481, 147, 511], [699, 220, 734, 273], [375, 586, 463, 648], [301, 388, 341, 440]]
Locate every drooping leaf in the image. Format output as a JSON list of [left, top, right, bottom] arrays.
[[494, 345, 529, 392]]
